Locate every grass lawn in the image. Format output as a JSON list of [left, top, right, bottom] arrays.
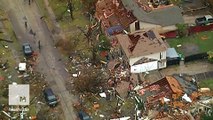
[[0, 10, 22, 82], [0, 9, 23, 106], [37, 0, 91, 56], [167, 31, 213, 55], [49, 0, 89, 30], [199, 79, 213, 90]]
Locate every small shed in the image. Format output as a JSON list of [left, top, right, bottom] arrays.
[[166, 48, 179, 59]]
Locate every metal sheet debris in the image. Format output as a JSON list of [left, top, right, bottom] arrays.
[[99, 92, 107, 98], [182, 93, 192, 102], [18, 63, 26, 71]]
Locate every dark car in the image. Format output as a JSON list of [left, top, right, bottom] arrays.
[[78, 111, 92, 120], [43, 88, 58, 107], [22, 43, 33, 56]]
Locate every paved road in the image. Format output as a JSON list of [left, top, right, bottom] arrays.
[[1, 0, 77, 119]]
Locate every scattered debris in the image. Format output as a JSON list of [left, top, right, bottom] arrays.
[[0, 76, 4, 81], [99, 92, 106, 98], [110, 116, 131, 120], [18, 63, 26, 71], [199, 88, 211, 93], [182, 93, 192, 102]]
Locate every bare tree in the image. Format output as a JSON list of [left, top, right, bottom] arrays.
[[67, 0, 74, 20], [76, 19, 103, 64]]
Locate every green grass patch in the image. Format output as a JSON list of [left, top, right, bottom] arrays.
[[0, 9, 22, 83], [167, 31, 213, 55], [199, 79, 213, 90], [0, 9, 23, 107], [49, 0, 89, 30], [28, 104, 37, 116]]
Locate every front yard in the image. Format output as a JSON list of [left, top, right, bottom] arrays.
[[167, 31, 213, 56]]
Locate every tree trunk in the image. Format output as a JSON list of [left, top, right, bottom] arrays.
[[67, 0, 74, 20]]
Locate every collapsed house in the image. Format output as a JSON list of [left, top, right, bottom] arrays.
[[95, 0, 136, 36], [138, 75, 198, 110]]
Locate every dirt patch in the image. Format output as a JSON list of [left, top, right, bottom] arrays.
[[182, 0, 205, 10], [179, 43, 200, 56], [181, 0, 212, 16]]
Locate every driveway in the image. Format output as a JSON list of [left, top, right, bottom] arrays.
[[0, 0, 77, 119], [181, 0, 212, 25], [160, 60, 213, 76]]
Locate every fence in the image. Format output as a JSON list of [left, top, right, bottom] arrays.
[[160, 31, 177, 39], [162, 24, 213, 39], [193, 71, 213, 82], [167, 58, 180, 66], [188, 24, 213, 35], [166, 52, 209, 66], [184, 52, 208, 63]]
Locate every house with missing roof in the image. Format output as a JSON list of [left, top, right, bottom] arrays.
[[95, 0, 184, 35], [121, 0, 184, 33], [95, 0, 136, 36], [138, 75, 198, 109], [115, 29, 167, 73]]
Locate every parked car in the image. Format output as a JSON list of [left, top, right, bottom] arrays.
[[78, 111, 92, 120], [195, 15, 213, 26], [22, 43, 33, 56], [43, 88, 58, 107]]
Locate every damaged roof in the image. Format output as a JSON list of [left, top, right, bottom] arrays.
[[165, 76, 183, 94], [132, 57, 158, 65], [173, 75, 198, 95], [139, 76, 198, 106], [116, 29, 167, 58], [121, 0, 184, 26], [139, 76, 183, 104], [95, 0, 136, 31]]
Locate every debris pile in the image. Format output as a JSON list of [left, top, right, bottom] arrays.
[[132, 74, 213, 120]]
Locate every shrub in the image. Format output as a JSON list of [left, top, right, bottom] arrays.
[[207, 51, 213, 63]]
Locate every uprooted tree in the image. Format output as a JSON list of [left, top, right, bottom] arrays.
[[73, 66, 107, 93]]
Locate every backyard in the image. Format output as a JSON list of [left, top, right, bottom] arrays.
[[167, 31, 213, 56], [199, 79, 213, 90]]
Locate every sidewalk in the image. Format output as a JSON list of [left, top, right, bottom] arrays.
[[160, 60, 213, 76]]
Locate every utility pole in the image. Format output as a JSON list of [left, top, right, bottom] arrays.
[[67, 0, 74, 20]]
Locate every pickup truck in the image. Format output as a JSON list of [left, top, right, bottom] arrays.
[[195, 15, 213, 26]]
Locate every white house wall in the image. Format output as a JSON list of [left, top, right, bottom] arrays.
[[129, 21, 136, 32], [129, 22, 177, 34], [131, 61, 158, 73]]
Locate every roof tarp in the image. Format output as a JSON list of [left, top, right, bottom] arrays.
[[106, 25, 124, 35]]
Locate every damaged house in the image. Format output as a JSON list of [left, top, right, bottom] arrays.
[[95, 0, 184, 34], [115, 29, 167, 73], [121, 0, 184, 33], [138, 75, 198, 110], [95, 0, 136, 36]]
